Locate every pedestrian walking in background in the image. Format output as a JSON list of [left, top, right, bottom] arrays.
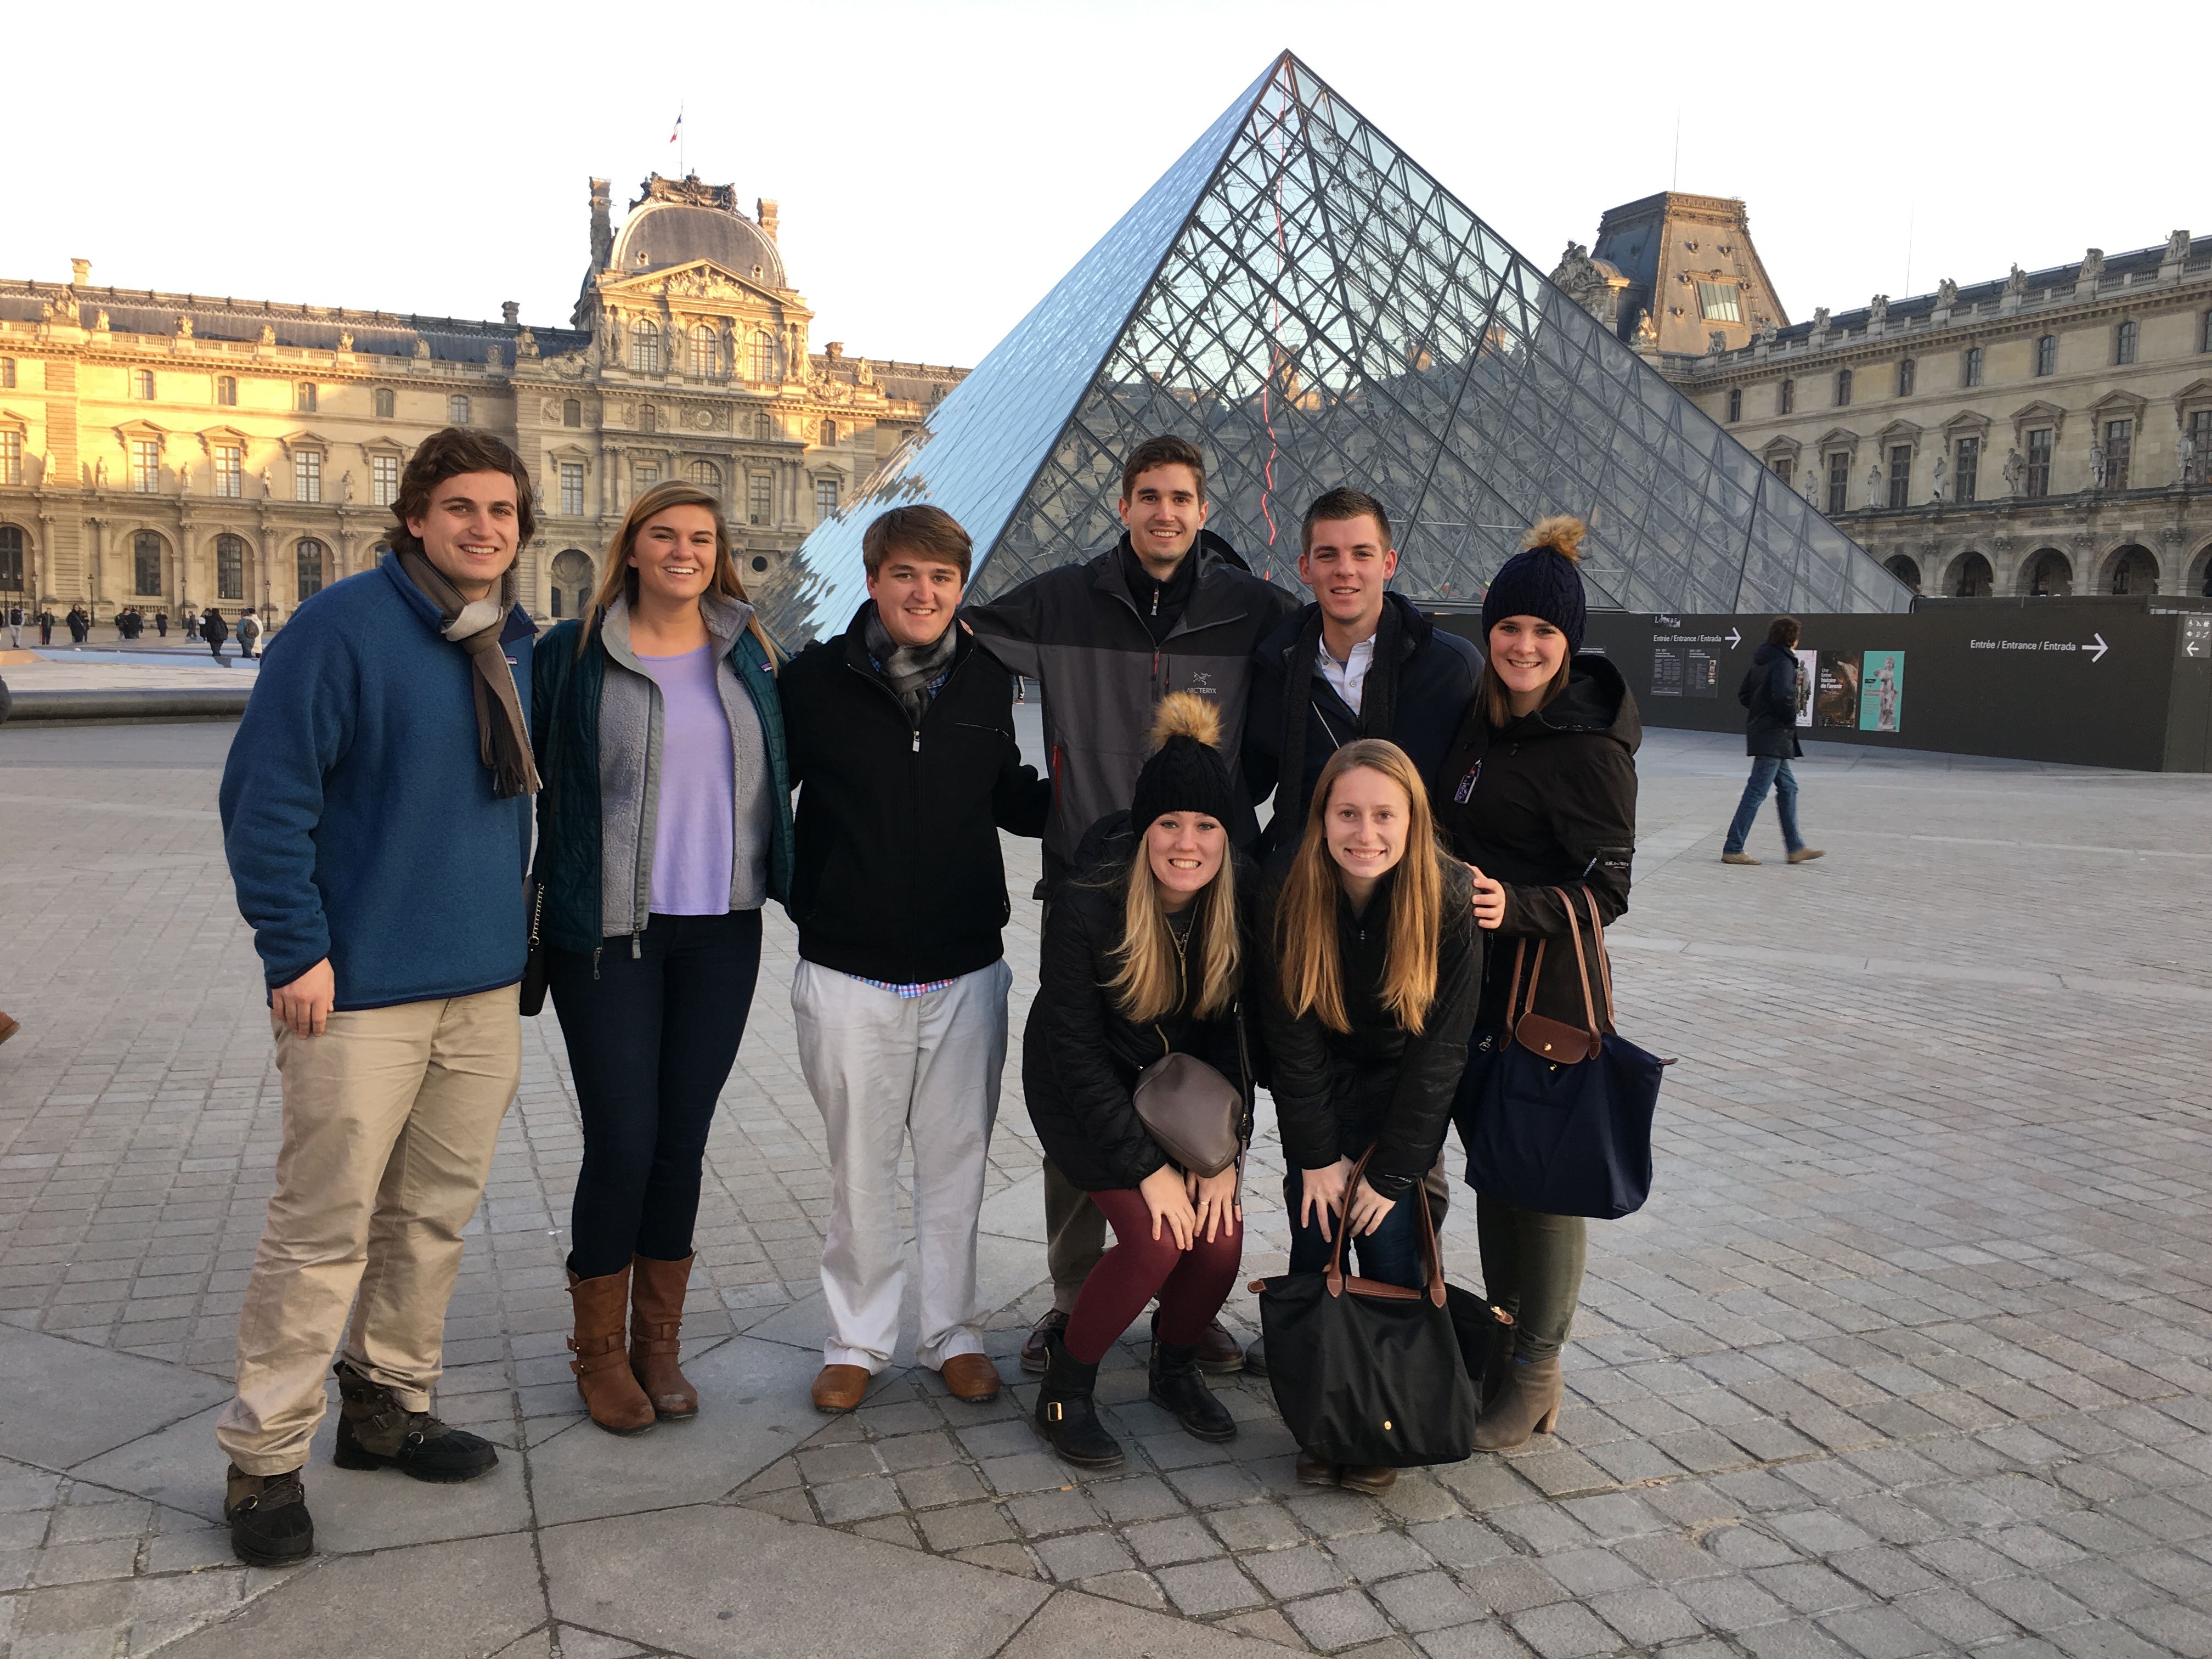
[[238, 607, 263, 660], [38, 608, 55, 645], [6, 601, 22, 647], [1722, 617, 1822, 866], [155, 608, 168, 637], [1025, 694, 1255, 1470], [1436, 515, 1640, 1451], [531, 479, 792, 1437], [966, 434, 1295, 1377], [215, 427, 539, 1567], [66, 605, 89, 644], [117, 606, 143, 641], [1263, 739, 1481, 1495], [200, 607, 229, 665]]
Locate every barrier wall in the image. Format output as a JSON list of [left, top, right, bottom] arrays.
[[1434, 596, 2212, 772]]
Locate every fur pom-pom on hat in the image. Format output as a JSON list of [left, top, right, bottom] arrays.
[[1481, 514, 1592, 656], [1522, 515, 1586, 561], [1131, 692, 1238, 833]]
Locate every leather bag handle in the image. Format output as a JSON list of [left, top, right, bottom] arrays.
[[1576, 886, 1617, 1029], [1323, 1144, 1448, 1308], [1548, 887, 1602, 1040]]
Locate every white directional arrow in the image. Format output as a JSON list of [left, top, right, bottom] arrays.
[[1725, 628, 1742, 649], [2086, 633, 2109, 663]]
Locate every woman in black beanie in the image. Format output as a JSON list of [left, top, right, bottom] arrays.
[[1435, 515, 1641, 1451], [1023, 693, 1255, 1470]]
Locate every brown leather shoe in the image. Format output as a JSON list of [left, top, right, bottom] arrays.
[[811, 1364, 871, 1413], [1193, 1317, 1245, 1374], [1340, 1464, 1398, 1496], [1295, 1449, 1340, 1487], [1019, 1309, 1069, 1375], [937, 1353, 1002, 1402], [1787, 847, 1826, 864], [568, 1268, 655, 1436], [0, 1012, 19, 1046], [628, 1254, 697, 1420]]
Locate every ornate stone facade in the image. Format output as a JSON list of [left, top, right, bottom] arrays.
[[1556, 202, 2212, 600], [0, 176, 964, 623]]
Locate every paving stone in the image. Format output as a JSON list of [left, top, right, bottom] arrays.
[[1373, 1570, 1486, 1634], [1036, 1530, 1137, 1582], [1508, 1600, 1626, 1659], [1285, 1588, 1394, 1650], [1156, 1557, 1265, 1616], [1588, 1585, 1706, 1646], [1208, 1501, 1307, 1553], [917, 1501, 1014, 1551]]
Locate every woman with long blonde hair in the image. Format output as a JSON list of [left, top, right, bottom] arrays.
[[1264, 738, 1482, 1496], [529, 480, 793, 1437], [1022, 695, 1255, 1471]]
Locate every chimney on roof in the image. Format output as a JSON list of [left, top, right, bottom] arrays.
[[589, 178, 613, 270], [757, 199, 778, 242], [502, 301, 520, 326], [70, 257, 90, 287], [824, 341, 843, 360]]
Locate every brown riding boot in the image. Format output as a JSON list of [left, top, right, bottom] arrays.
[[629, 1254, 699, 1420], [1474, 1354, 1563, 1451], [568, 1267, 655, 1435]]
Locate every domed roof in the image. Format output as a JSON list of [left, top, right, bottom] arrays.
[[611, 195, 786, 290]]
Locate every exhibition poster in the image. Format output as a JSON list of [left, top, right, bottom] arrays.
[[1815, 653, 1861, 729], [1793, 648, 1819, 727], [1860, 651, 1905, 733]]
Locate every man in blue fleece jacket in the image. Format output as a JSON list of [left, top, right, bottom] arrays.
[[215, 428, 539, 1567]]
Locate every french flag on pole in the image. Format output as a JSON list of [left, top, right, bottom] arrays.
[[669, 110, 682, 144]]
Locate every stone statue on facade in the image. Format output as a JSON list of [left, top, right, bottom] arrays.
[[1707, 331, 1728, 357], [179, 462, 192, 493], [1550, 242, 1606, 311], [1930, 458, 1949, 504], [94, 458, 108, 487], [2002, 448, 2025, 495], [2088, 442, 2107, 490], [1935, 278, 1957, 308], [1802, 466, 1821, 507], [340, 471, 355, 503], [414, 338, 431, 359], [1866, 462, 1883, 508], [94, 311, 111, 332], [2180, 425, 2199, 486], [259, 324, 276, 345], [1811, 306, 1830, 335], [176, 314, 194, 337], [2002, 264, 2027, 302], [2078, 249, 2104, 289], [2167, 229, 2193, 263], [516, 329, 538, 359], [1634, 308, 1658, 348], [338, 331, 353, 351], [1867, 294, 1888, 328], [856, 357, 874, 387]]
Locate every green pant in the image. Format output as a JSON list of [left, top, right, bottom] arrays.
[[1476, 1195, 1586, 1362]]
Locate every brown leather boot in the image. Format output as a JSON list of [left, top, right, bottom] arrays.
[[629, 1254, 698, 1420], [568, 1267, 655, 1435], [1474, 1354, 1563, 1451]]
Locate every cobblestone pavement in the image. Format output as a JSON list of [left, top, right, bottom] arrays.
[[1, 716, 2208, 1658]]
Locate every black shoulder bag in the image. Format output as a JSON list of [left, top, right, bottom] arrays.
[[518, 645, 572, 1018]]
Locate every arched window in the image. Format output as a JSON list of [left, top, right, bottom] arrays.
[[631, 319, 661, 374], [2034, 335, 2057, 376], [1949, 552, 1993, 597], [0, 524, 26, 595], [2115, 320, 2138, 366], [1777, 379, 1794, 415], [1883, 554, 1921, 592], [1962, 347, 1983, 388], [757, 410, 777, 441], [1835, 368, 1853, 407], [2108, 544, 2157, 595], [820, 419, 837, 447], [2024, 548, 2072, 597], [448, 394, 471, 426], [216, 533, 246, 601], [549, 549, 594, 620], [1725, 388, 1741, 423], [133, 530, 165, 596], [563, 398, 582, 428], [374, 387, 395, 419], [687, 460, 721, 495], [1896, 358, 1915, 397], [747, 330, 775, 382], [296, 538, 326, 600], [690, 325, 716, 377]]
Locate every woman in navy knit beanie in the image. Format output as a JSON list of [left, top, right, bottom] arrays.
[[1434, 515, 1643, 1452]]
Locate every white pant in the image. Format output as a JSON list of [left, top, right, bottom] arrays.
[[793, 959, 1010, 1372]]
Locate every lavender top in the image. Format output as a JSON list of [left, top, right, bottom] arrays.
[[635, 643, 736, 916]]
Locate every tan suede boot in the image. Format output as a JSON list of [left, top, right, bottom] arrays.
[[568, 1267, 656, 1435], [628, 1254, 698, 1420], [1474, 1355, 1563, 1451]]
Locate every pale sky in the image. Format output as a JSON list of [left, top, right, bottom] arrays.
[[5, 0, 2191, 370]]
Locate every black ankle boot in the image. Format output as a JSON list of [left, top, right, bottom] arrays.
[[224, 1464, 314, 1566], [1033, 1333, 1124, 1469], [1149, 1339, 1238, 1442], [332, 1362, 499, 1483]]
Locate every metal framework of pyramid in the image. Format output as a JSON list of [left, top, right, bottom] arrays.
[[761, 52, 1909, 646]]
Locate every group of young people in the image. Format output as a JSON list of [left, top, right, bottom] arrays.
[[211, 425, 1640, 1568]]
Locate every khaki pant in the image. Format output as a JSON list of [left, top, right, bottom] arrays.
[[215, 986, 520, 1475]]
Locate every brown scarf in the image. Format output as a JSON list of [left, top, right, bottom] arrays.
[[396, 550, 540, 799]]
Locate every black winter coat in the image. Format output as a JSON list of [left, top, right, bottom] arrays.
[[1740, 642, 1804, 759], [1022, 842, 1253, 1193], [1259, 860, 1482, 1198], [1435, 656, 1640, 1034], [1243, 592, 1482, 859], [783, 607, 1050, 984]]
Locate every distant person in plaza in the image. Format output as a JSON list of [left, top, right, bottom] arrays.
[[531, 478, 792, 1436], [1025, 695, 1255, 1470], [66, 604, 89, 644], [200, 606, 229, 665], [964, 433, 1295, 1378], [117, 606, 143, 641], [781, 505, 1049, 1415], [215, 427, 540, 1567], [238, 607, 263, 660], [8, 601, 26, 647], [1722, 616, 1822, 866], [38, 607, 55, 645], [1264, 738, 1480, 1496], [154, 608, 168, 637], [1435, 514, 1639, 1451]]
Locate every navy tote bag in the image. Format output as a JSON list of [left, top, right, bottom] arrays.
[[1457, 887, 1666, 1220]]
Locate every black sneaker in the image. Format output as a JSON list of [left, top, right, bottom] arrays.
[[331, 1362, 498, 1483], [225, 1464, 314, 1566]]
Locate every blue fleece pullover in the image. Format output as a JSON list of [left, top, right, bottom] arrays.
[[219, 553, 535, 1009]]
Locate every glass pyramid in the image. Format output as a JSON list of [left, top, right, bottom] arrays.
[[759, 52, 1908, 646]]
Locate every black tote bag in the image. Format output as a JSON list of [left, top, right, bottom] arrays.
[[1254, 1150, 1499, 1468], [1457, 887, 1665, 1220]]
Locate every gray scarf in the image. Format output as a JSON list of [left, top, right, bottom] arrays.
[[864, 605, 957, 725], [396, 550, 540, 799]]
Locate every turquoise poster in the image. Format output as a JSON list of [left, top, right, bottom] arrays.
[[1859, 651, 1904, 733]]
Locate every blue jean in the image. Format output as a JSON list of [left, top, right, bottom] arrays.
[[1724, 756, 1802, 855], [1284, 1170, 1425, 1291]]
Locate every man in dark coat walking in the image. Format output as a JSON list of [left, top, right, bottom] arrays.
[[200, 607, 230, 665], [1722, 617, 1822, 866]]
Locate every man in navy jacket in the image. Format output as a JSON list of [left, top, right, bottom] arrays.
[[214, 429, 538, 1567]]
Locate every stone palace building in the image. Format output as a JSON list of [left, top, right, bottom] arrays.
[[1554, 193, 2212, 600], [0, 174, 964, 624]]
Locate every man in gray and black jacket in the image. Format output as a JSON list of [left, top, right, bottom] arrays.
[[964, 434, 1296, 1376]]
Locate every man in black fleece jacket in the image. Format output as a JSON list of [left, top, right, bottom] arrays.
[[781, 506, 1051, 1415]]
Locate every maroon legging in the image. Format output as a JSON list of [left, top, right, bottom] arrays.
[[1063, 1186, 1243, 1366]]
